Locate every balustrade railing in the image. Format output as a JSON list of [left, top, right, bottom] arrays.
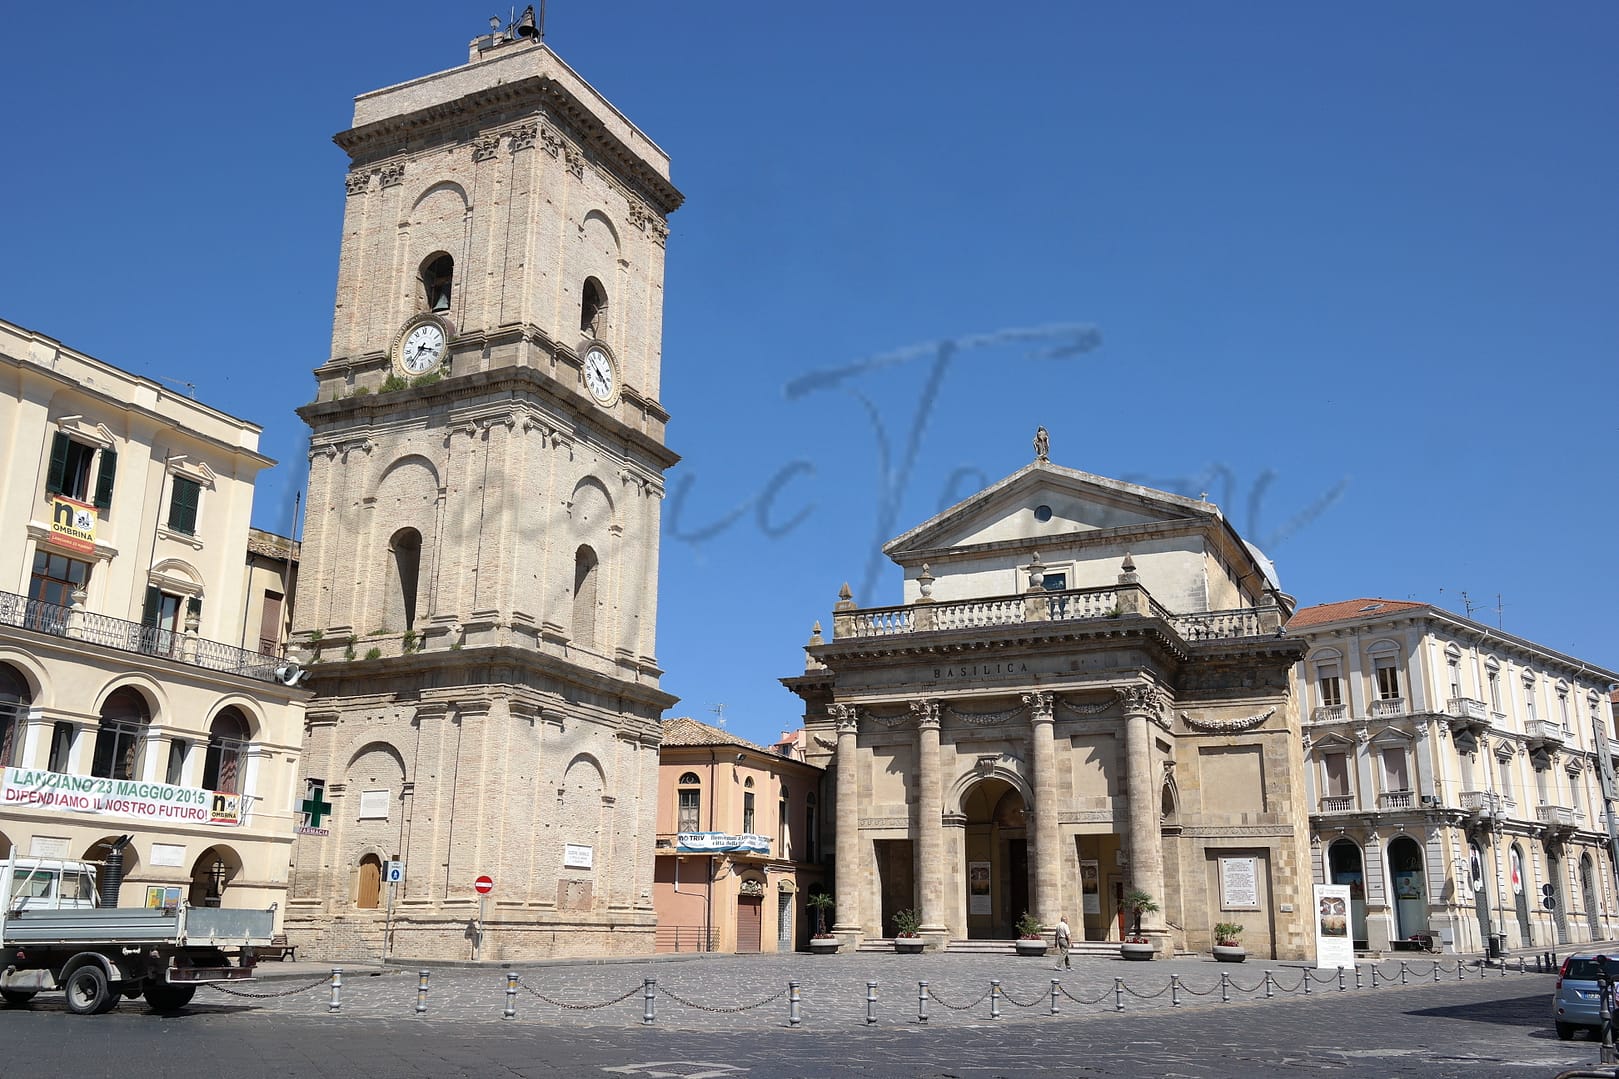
[[1369, 698, 1406, 719], [1448, 697, 1488, 721], [1172, 606, 1278, 641], [1312, 704, 1347, 722], [0, 589, 282, 684], [1524, 719, 1568, 744], [1536, 804, 1576, 828], [1319, 795, 1356, 813], [1378, 790, 1415, 811], [932, 596, 1026, 631], [846, 607, 915, 637]]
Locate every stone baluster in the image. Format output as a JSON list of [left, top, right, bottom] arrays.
[[1023, 691, 1059, 925]]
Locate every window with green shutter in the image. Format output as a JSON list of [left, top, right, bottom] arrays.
[[168, 476, 201, 535], [92, 447, 116, 512]]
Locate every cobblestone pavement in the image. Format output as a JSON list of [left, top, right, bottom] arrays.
[[224, 950, 1556, 1032]]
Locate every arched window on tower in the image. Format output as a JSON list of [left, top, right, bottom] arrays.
[[573, 545, 599, 648], [388, 528, 423, 632], [202, 707, 250, 795], [421, 254, 454, 313], [580, 277, 607, 335], [677, 771, 702, 833]]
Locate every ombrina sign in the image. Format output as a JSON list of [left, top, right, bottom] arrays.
[[2, 767, 241, 826]]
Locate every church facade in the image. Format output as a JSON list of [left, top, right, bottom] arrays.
[[284, 26, 680, 960], [784, 449, 1315, 959]]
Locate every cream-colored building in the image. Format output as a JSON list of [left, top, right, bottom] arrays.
[[783, 448, 1313, 959], [284, 24, 681, 960], [0, 317, 308, 913], [652, 718, 826, 953], [1289, 598, 1619, 954]]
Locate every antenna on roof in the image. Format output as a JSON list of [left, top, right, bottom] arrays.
[[710, 703, 726, 728], [1459, 590, 1505, 628], [156, 376, 196, 399]]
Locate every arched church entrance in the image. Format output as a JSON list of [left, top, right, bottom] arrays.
[[961, 779, 1027, 940]]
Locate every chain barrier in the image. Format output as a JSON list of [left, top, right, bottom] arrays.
[[1226, 973, 1268, 995], [515, 977, 643, 1011], [203, 975, 331, 999], [659, 983, 788, 1014], [925, 984, 993, 1011], [1119, 979, 1172, 1000], [999, 984, 1048, 1008], [1176, 977, 1223, 997], [1055, 982, 1114, 1006], [1270, 970, 1307, 994]]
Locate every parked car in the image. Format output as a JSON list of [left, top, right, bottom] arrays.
[[1553, 953, 1619, 1039]]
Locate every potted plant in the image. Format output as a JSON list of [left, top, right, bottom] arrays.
[[1119, 889, 1159, 960], [1212, 921, 1246, 963], [806, 892, 839, 953], [892, 908, 925, 953], [1015, 911, 1048, 957]]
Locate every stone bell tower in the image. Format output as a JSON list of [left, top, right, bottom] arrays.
[[286, 22, 681, 960]]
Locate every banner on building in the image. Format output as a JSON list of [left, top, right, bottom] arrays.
[[2, 767, 239, 826], [1314, 883, 1355, 970], [675, 832, 770, 854], [48, 496, 97, 555]]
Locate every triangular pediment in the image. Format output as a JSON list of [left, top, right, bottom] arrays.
[[884, 461, 1218, 560]]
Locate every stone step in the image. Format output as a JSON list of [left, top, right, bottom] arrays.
[[854, 938, 1126, 956]]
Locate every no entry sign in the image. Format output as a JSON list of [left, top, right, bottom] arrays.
[[474, 875, 494, 895]]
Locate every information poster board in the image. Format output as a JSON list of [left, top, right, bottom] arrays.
[[1081, 859, 1100, 914], [1219, 856, 1258, 909], [969, 861, 991, 915], [1314, 883, 1355, 970]]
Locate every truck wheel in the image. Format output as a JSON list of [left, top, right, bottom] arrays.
[[64, 966, 114, 1015], [144, 984, 196, 1011], [1, 989, 37, 1007]]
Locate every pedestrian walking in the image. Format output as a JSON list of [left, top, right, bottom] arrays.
[[1054, 913, 1071, 969]]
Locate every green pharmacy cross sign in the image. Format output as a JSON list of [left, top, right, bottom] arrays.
[[298, 779, 334, 836]]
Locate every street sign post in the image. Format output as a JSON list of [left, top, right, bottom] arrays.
[[474, 875, 494, 960]]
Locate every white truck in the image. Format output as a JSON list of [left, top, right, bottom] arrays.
[[0, 858, 275, 1014]]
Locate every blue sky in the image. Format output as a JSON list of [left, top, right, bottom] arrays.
[[5, 3, 1615, 748]]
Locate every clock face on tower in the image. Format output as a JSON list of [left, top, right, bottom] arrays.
[[582, 345, 619, 405], [394, 315, 450, 377]]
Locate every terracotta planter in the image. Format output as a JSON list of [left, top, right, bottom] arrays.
[[1119, 940, 1155, 961], [894, 937, 925, 954], [809, 937, 841, 954], [1213, 945, 1246, 963], [1015, 939, 1049, 957]]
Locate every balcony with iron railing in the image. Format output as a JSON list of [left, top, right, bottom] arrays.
[[0, 589, 281, 684], [833, 577, 1284, 645]]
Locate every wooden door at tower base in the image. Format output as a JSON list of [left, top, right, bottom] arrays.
[[737, 896, 763, 953]]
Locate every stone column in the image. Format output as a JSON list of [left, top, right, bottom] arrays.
[[1119, 683, 1167, 946], [1024, 691, 1060, 926], [830, 704, 861, 939], [912, 700, 946, 946]]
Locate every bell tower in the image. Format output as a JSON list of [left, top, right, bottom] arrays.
[[287, 24, 681, 959]]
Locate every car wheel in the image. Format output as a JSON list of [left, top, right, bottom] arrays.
[[64, 965, 113, 1016], [1555, 1022, 1576, 1040]]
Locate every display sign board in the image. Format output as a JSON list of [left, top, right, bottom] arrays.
[[1314, 883, 1355, 970], [1219, 856, 1259, 908], [969, 860, 991, 915], [386, 860, 403, 884], [564, 844, 594, 870], [1081, 859, 1100, 915], [474, 874, 494, 895]]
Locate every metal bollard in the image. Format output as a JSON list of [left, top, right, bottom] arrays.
[[1518, 956, 1526, 975], [1456, 958, 1463, 982], [918, 980, 929, 1024], [866, 981, 878, 1025], [787, 980, 801, 1027], [1337, 965, 1346, 992], [990, 979, 1001, 1020], [642, 977, 656, 1025], [1114, 975, 1124, 1012], [1370, 966, 1379, 990], [1170, 974, 1180, 1007], [1355, 966, 1363, 990], [1264, 970, 1274, 999], [1434, 961, 1441, 984], [503, 972, 518, 1019], [329, 967, 343, 1013], [1302, 968, 1310, 995], [1220, 970, 1229, 1003], [1399, 961, 1408, 986], [1501, 956, 1508, 978], [1049, 978, 1060, 1016], [416, 970, 430, 1015]]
